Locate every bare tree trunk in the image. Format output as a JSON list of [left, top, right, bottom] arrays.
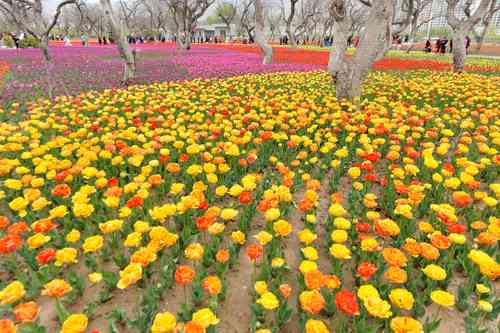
[[329, 0, 393, 101], [255, 0, 273, 64], [226, 24, 231, 41], [246, 28, 255, 42], [328, 20, 350, 82], [176, 27, 192, 50], [474, 20, 490, 53], [452, 29, 466, 72], [186, 30, 192, 49], [405, 18, 419, 53], [100, 0, 136, 83], [447, 0, 491, 72], [39, 35, 54, 99], [39, 35, 52, 63], [286, 23, 296, 48], [328, 26, 356, 100], [176, 27, 185, 50]]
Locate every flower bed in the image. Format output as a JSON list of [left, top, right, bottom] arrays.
[[209, 44, 500, 72], [0, 70, 498, 333], [0, 45, 320, 105], [0, 60, 10, 90]]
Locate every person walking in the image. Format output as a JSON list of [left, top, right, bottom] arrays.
[[11, 32, 20, 49], [64, 35, 72, 46], [435, 37, 441, 53], [440, 36, 448, 54], [81, 34, 88, 46], [465, 36, 471, 54], [424, 39, 432, 52]]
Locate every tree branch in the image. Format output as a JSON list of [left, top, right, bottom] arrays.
[[357, 0, 372, 7], [45, 0, 77, 36]]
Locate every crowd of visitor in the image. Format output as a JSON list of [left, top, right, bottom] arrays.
[[1, 30, 476, 55], [423, 36, 471, 54]]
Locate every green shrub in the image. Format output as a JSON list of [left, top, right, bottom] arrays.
[[2, 35, 15, 48], [20, 35, 40, 48]]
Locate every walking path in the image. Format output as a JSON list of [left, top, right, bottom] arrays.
[[468, 54, 500, 59]]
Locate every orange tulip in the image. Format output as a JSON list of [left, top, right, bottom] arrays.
[[304, 270, 324, 290], [299, 290, 325, 314], [0, 319, 16, 333], [215, 249, 230, 263], [202, 276, 222, 295], [246, 243, 263, 262], [175, 265, 195, 285], [335, 290, 360, 316], [183, 321, 205, 333], [13, 301, 40, 322], [279, 284, 292, 299]]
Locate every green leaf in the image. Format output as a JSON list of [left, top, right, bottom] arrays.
[[55, 299, 70, 323]]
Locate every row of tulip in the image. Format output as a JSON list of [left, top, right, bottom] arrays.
[[0, 69, 498, 333]]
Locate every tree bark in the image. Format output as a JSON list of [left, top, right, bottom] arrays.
[[328, 18, 350, 78], [405, 16, 419, 53], [39, 35, 54, 99], [286, 24, 296, 48], [175, 6, 191, 52], [246, 27, 255, 42], [328, 24, 358, 101], [446, 0, 492, 72], [176, 27, 188, 50], [452, 29, 467, 72], [39, 35, 52, 63], [285, 0, 297, 48], [100, 0, 136, 83], [226, 23, 231, 41], [474, 19, 490, 53], [186, 30, 192, 49], [254, 0, 273, 64], [329, 0, 393, 101]]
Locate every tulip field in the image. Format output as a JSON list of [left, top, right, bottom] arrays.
[[0, 45, 499, 333]]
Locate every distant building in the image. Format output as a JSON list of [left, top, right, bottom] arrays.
[[193, 24, 236, 41], [420, 0, 500, 35], [493, 8, 500, 34]]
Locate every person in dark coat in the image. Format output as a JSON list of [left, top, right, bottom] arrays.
[[440, 37, 448, 54], [11, 33, 20, 49], [424, 39, 432, 52]]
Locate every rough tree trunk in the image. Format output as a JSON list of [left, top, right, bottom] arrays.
[[474, 20, 490, 53], [100, 0, 136, 82], [246, 27, 255, 43], [328, 21, 353, 100], [176, 27, 185, 50], [39, 35, 54, 99], [186, 31, 192, 49], [405, 17, 419, 53], [286, 23, 296, 48], [254, 0, 273, 64], [329, 0, 393, 101], [39, 35, 52, 63], [176, 21, 193, 51], [176, 28, 190, 50], [446, 0, 491, 72], [226, 24, 231, 42], [452, 29, 467, 72], [285, 0, 297, 48]]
